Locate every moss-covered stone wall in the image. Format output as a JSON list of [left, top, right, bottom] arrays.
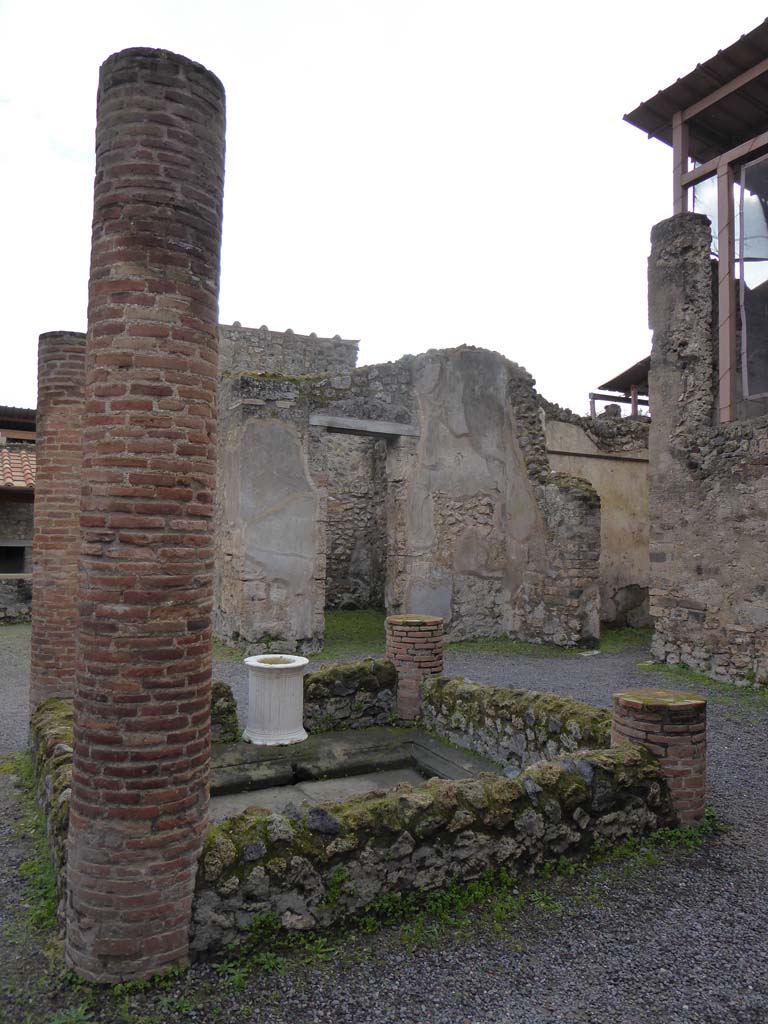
[[211, 680, 241, 743], [29, 698, 74, 914], [420, 676, 611, 770], [191, 742, 672, 955], [29, 685, 674, 962], [303, 659, 396, 731]]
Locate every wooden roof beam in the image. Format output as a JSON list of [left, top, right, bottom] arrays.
[[682, 55, 768, 121]]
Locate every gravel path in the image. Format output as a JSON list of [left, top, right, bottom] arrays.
[[0, 624, 31, 753], [1, 630, 767, 1023]]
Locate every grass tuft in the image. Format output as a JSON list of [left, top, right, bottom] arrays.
[[11, 753, 60, 933]]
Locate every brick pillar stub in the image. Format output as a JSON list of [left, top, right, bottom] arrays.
[[385, 615, 444, 720], [66, 48, 225, 983], [611, 688, 707, 825], [30, 331, 86, 712]]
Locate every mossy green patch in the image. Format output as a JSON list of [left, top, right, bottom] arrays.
[[422, 676, 610, 751], [637, 660, 768, 717], [30, 698, 74, 751], [320, 609, 387, 660], [211, 680, 240, 743], [213, 638, 249, 662], [600, 626, 653, 653]]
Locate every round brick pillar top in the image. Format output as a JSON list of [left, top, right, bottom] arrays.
[[613, 688, 706, 710], [100, 46, 225, 96], [39, 330, 87, 341], [386, 615, 444, 626]]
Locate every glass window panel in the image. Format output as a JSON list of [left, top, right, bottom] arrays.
[[691, 174, 718, 253], [738, 155, 768, 399]]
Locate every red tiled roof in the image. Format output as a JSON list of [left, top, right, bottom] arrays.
[[0, 446, 36, 490]]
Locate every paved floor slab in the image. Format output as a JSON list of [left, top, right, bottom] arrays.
[[209, 766, 425, 822]]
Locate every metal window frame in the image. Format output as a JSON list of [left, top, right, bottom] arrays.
[[672, 98, 768, 422]]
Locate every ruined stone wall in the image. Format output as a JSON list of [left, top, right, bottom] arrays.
[[0, 577, 32, 622], [216, 349, 600, 650], [303, 659, 396, 731], [421, 676, 610, 768], [214, 361, 414, 650], [545, 416, 650, 626], [324, 433, 387, 609], [215, 377, 329, 652], [649, 213, 768, 684], [0, 494, 34, 551], [386, 348, 601, 645], [219, 324, 358, 377]]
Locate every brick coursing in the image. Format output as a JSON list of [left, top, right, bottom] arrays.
[[30, 331, 86, 711], [65, 47, 226, 983], [611, 689, 706, 825], [385, 615, 444, 719]]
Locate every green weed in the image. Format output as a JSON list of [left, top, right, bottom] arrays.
[[48, 1007, 94, 1024], [10, 752, 59, 933], [321, 865, 348, 906], [212, 959, 248, 990], [249, 950, 286, 973]]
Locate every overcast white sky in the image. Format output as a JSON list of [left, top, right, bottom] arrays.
[[1, 2, 767, 414]]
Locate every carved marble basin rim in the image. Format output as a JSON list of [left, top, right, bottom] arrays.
[[244, 654, 309, 671]]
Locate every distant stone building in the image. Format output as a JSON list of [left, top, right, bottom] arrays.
[[0, 406, 35, 620]]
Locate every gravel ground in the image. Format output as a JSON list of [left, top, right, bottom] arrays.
[[1, 629, 767, 1024], [0, 624, 31, 753]]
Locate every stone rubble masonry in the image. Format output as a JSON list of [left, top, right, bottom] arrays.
[[385, 615, 444, 720], [219, 323, 358, 377], [211, 681, 241, 744], [611, 688, 706, 825], [303, 659, 396, 731], [215, 347, 601, 652], [65, 48, 226, 983], [30, 331, 87, 711], [0, 577, 32, 622], [29, 692, 678, 958], [421, 676, 611, 768], [324, 433, 387, 609], [648, 213, 768, 684], [190, 741, 674, 954], [213, 360, 415, 653]]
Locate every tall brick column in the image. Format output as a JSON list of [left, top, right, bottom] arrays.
[[611, 688, 706, 825], [385, 615, 444, 719], [66, 48, 225, 982], [30, 331, 86, 712]]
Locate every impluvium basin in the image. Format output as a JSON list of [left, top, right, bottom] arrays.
[[243, 654, 309, 746]]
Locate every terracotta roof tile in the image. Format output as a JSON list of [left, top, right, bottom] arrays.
[[0, 446, 36, 490]]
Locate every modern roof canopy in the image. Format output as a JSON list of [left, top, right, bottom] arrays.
[[598, 357, 650, 397], [625, 19, 768, 164], [625, 19, 768, 424]]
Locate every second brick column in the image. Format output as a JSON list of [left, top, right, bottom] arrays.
[[385, 614, 444, 719]]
